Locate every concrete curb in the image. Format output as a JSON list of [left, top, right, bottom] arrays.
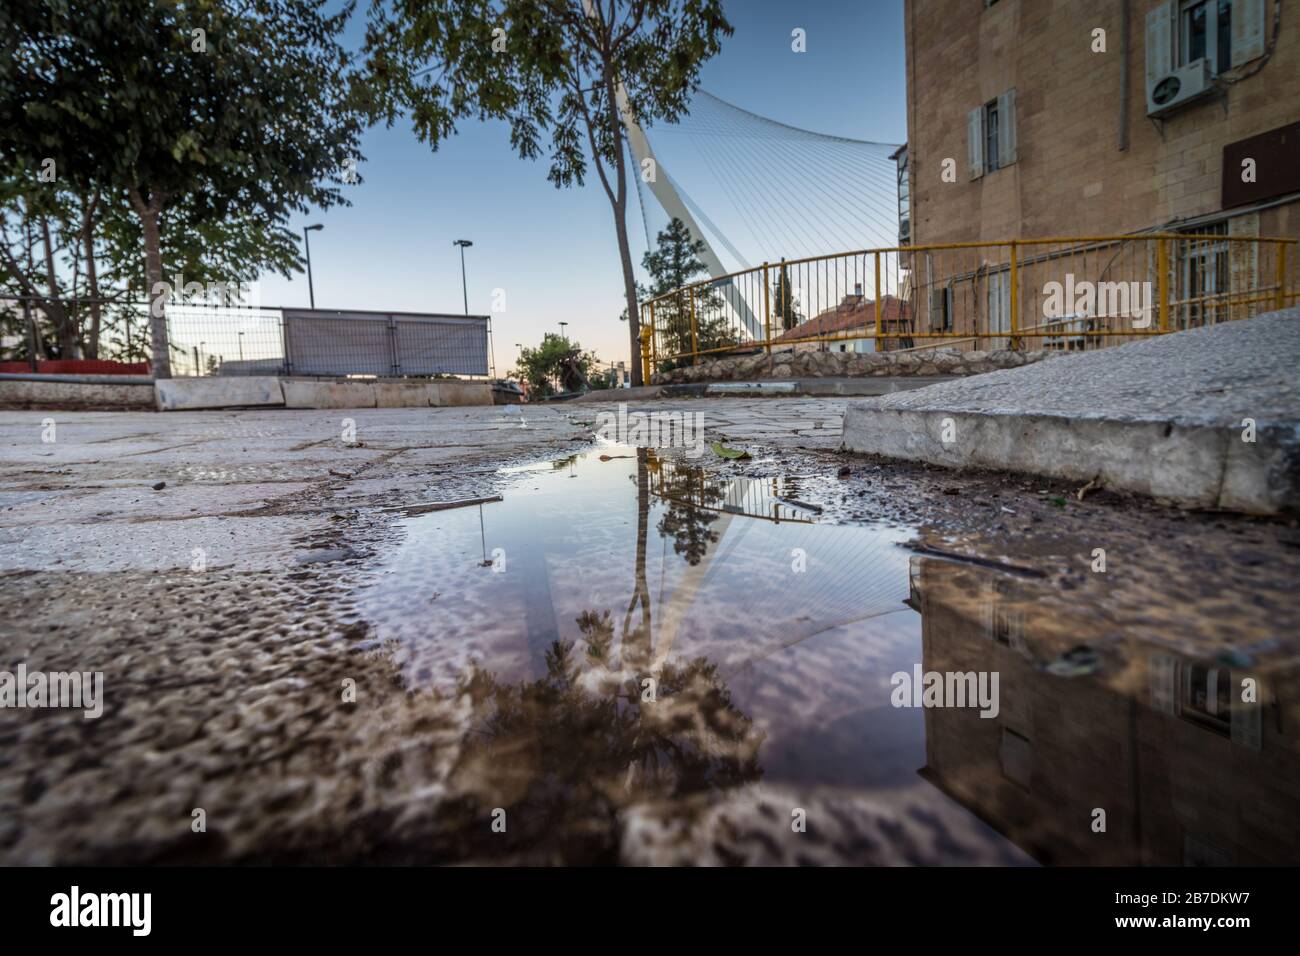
[[155, 376, 285, 411], [0, 377, 155, 409], [842, 406, 1300, 514], [281, 378, 493, 409]]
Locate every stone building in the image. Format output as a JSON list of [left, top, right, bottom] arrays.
[[898, 0, 1299, 347]]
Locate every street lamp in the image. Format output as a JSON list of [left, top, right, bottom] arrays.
[[558, 321, 568, 340], [453, 239, 473, 314], [303, 224, 323, 308]]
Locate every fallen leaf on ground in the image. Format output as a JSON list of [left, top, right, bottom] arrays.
[[710, 442, 751, 460]]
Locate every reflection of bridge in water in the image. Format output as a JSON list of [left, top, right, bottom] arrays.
[[638, 450, 909, 677], [647, 454, 815, 525]]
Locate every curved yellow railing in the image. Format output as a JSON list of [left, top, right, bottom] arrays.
[[638, 233, 1298, 382]]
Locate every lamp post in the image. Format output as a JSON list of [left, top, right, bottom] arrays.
[[453, 238, 493, 378], [453, 239, 472, 314], [303, 224, 323, 308], [558, 321, 568, 341]]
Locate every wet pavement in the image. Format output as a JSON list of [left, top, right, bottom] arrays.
[[1, 401, 1297, 864]]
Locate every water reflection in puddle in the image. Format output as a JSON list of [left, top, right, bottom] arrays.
[[358, 445, 1298, 865]]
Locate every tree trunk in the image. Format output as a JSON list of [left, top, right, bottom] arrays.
[[612, 201, 643, 387], [597, 54, 643, 388], [40, 216, 78, 358], [129, 187, 171, 378], [82, 192, 102, 359]]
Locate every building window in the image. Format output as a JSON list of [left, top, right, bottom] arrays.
[[967, 90, 1016, 179], [1174, 221, 1229, 329], [984, 100, 1001, 172], [986, 269, 1010, 347], [1179, 0, 1233, 74], [1181, 664, 1233, 735]]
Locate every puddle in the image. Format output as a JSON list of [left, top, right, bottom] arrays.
[[357, 445, 1299, 865]]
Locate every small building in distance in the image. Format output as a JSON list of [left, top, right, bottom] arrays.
[[773, 287, 912, 354]]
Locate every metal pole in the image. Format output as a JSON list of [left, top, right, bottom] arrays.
[[459, 243, 469, 315], [1276, 242, 1288, 311], [688, 286, 699, 360], [873, 252, 881, 345], [641, 302, 653, 384], [1009, 240, 1019, 349], [304, 227, 316, 309], [1157, 237, 1169, 333], [763, 263, 771, 354], [24, 299, 37, 372]]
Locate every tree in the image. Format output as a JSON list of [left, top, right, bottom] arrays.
[[773, 262, 801, 331], [511, 333, 598, 398], [1, 166, 303, 362], [0, 0, 368, 376], [365, 0, 732, 386], [640, 216, 732, 365]]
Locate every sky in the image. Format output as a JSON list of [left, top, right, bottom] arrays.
[[256, 0, 907, 374]]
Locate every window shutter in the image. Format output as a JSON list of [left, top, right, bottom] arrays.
[[1145, 1, 1175, 95], [1232, 0, 1266, 65], [1231, 689, 1263, 749], [997, 88, 1017, 166], [967, 106, 984, 180], [1148, 653, 1176, 714]]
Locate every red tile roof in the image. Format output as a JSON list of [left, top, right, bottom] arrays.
[[773, 294, 910, 342]]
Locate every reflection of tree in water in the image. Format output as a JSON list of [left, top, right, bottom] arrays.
[[648, 455, 725, 566], [428, 447, 761, 863], [443, 635, 763, 863]]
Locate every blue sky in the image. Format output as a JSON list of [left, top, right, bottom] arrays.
[[257, 0, 907, 373]]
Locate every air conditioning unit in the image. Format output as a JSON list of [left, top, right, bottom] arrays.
[[1147, 58, 1212, 117]]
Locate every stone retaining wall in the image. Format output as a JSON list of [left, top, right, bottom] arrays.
[[651, 348, 1055, 384]]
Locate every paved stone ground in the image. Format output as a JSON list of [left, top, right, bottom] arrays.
[[2, 398, 1297, 863], [843, 310, 1300, 513]]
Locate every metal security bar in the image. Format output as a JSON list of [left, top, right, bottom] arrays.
[[638, 234, 1299, 381]]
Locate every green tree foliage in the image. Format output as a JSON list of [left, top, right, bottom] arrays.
[[0, 0, 369, 375], [640, 217, 733, 366], [511, 333, 598, 398], [0, 167, 303, 361], [772, 262, 801, 332], [364, 0, 732, 386]]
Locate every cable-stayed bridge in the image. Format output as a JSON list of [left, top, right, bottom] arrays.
[[629, 90, 903, 274], [627, 91, 1296, 375]]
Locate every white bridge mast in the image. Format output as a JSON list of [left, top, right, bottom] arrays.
[[579, 0, 763, 342]]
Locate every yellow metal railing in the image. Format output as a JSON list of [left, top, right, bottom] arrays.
[[639, 233, 1299, 382]]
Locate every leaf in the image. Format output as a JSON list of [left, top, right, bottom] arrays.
[[710, 442, 750, 460]]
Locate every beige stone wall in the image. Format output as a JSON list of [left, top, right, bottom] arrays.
[[904, 0, 1300, 244]]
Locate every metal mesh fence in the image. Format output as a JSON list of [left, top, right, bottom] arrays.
[[1, 296, 491, 378]]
